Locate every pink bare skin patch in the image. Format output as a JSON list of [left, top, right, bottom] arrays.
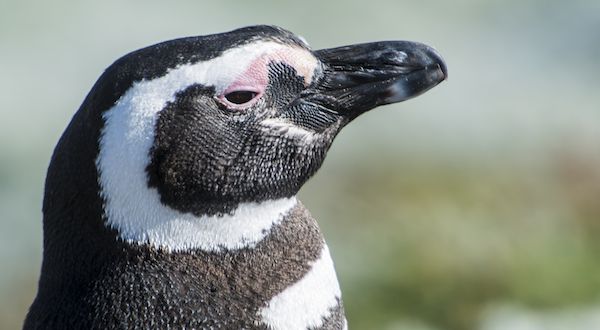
[[217, 46, 319, 110]]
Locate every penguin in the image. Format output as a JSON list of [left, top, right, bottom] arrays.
[[24, 25, 446, 329]]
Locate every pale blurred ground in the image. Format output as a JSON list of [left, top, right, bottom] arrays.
[[1, 0, 600, 329]]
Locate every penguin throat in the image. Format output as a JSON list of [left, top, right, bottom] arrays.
[[100, 195, 297, 253]]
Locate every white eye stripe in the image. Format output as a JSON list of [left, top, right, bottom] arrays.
[[206, 42, 318, 94], [203, 41, 289, 93]]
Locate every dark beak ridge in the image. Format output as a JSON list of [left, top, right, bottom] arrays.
[[314, 41, 447, 119]]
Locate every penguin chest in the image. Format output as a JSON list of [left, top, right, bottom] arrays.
[[93, 243, 346, 329], [92, 203, 347, 329]]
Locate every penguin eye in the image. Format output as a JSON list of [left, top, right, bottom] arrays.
[[224, 90, 258, 104]]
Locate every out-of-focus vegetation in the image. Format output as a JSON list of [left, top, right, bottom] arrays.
[[303, 148, 600, 329], [2, 0, 599, 329]]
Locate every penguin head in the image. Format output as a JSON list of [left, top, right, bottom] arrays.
[[45, 26, 445, 252], [92, 25, 446, 218]]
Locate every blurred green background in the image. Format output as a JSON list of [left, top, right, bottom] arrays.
[[2, 0, 600, 329]]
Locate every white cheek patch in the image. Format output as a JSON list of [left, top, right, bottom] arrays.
[[259, 245, 344, 329], [96, 40, 312, 252]]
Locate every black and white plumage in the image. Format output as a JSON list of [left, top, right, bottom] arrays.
[[24, 25, 446, 329]]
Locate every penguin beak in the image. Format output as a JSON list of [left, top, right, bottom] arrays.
[[312, 41, 447, 121]]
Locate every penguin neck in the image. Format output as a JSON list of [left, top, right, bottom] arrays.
[[106, 196, 299, 253]]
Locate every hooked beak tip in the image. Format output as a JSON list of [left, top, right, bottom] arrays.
[[424, 46, 448, 80]]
